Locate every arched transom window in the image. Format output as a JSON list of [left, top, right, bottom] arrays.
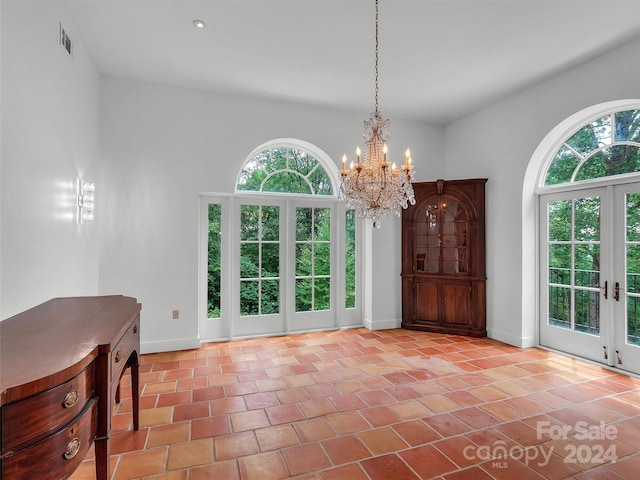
[[236, 145, 335, 195], [544, 109, 640, 186]]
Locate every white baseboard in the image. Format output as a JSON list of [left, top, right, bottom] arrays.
[[141, 337, 200, 354], [363, 317, 402, 331], [140, 326, 532, 353], [487, 327, 536, 348]]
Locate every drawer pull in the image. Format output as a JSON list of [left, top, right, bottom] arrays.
[[133, 325, 138, 334], [63, 388, 80, 409], [63, 437, 81, 460], [115, 351, 121, 363]]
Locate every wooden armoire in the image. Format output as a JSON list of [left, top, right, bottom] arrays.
[[401, 178, 487, 337]]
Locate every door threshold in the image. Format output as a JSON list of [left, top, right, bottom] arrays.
[[537, 345, 640, 379]]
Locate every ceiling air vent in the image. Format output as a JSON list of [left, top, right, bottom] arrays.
[[60, 23, 73, 56]]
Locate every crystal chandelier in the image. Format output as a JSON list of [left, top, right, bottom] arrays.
[[339, 0, 415, 229]]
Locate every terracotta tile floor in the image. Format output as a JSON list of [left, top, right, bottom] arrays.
[[69, 328, 640, 479]]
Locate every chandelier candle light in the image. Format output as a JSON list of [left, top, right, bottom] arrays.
[[339, 0, 415, 229]]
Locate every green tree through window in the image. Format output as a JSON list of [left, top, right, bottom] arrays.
[[208, 204, 222, 318], [240, 205, 280, 316], [295, 207, 331, 312], [545, 110, 640, 186], [237, 147, 333, 195]]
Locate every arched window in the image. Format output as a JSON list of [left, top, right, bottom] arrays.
[[543, 109, 640, 186], [236, 142, 336, 196], [535, 105, 640, 375], [201, 139, 360, 342]]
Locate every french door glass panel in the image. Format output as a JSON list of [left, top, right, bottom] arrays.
[[625, 191, 640, 346], [290, 201, 337, 333], [613, 184, 640, 374], [235, 201, 285, 337], [295, 207, 331, 312], [240, 204, 280, 316], [208, 204, 222, 319], [540, 188, 608, 363], [345, 209, 357, 309]]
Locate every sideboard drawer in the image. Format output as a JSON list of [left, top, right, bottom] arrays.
[[111, 315, 139, 381], [2, 398, 97, 480], [1, 363, 95, 450]]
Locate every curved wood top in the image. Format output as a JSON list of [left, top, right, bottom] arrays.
[[0, 295, 141, 405]]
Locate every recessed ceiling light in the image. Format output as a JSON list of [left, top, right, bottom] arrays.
[[193, 19, 206, 29]]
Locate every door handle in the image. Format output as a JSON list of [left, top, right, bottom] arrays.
[[601, 280, 608, 299], [614, 282, 620, 302]]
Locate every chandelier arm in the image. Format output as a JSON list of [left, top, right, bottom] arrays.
[[354, 170, 364, 192]]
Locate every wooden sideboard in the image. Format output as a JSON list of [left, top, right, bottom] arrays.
[[0, 296, 142, 480]]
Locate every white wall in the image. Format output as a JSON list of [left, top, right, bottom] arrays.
[[444, 37, 640, 347], [99, 77, 442, 352], [1, 1, 101, 318], [4, 1, 639, 353]]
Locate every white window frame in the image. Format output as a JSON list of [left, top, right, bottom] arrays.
[[198, 139, 363, 342], [524, 100, 640, 349]]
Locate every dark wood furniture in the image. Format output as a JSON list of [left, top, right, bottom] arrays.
[[0, 295, 141, 480], [402, 179, 487, 337]]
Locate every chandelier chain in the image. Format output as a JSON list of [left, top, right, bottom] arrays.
[[374, 0, 379, 113]]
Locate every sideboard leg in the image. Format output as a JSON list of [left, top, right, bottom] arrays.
[[131, 362, 140, 431], [95, 436, 109, 480]]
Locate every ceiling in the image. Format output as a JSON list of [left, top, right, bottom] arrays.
[[61, 0, 640, 125]]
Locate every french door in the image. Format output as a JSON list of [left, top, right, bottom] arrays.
[[200, 195, 342, 340], [233, 198, 287, 337], [613, 184, 640, 372], [289, 199, 337, 333], [232, 198, 337, 337], [539, 182, 640, 374]]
